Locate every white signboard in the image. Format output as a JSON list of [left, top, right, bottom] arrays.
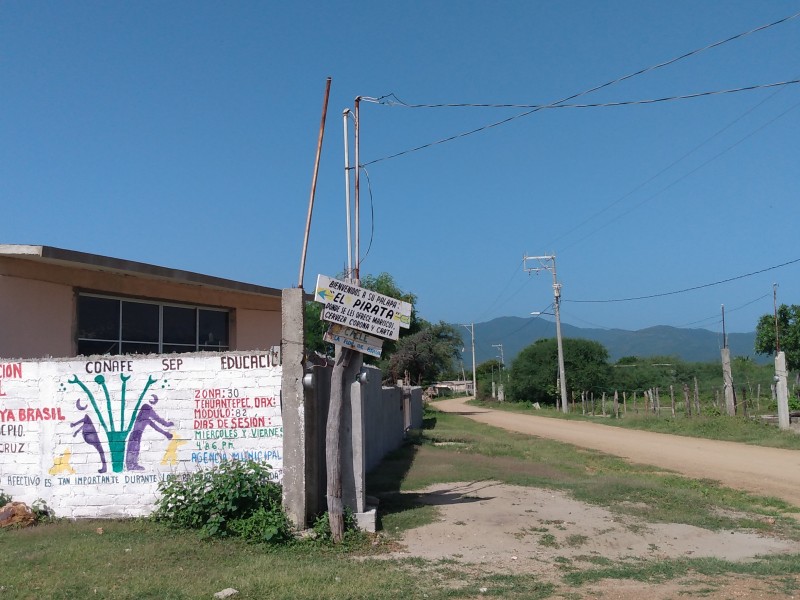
[[323, 324, 384, 358], [315, 275, 412, 341]]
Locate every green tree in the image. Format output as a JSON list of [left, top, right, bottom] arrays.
[[755, 304, 800, 371], [507, 338, 610, 405], [384, 322, 462, 385]]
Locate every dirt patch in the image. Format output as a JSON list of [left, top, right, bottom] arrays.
[[388, 480, 799, 598]]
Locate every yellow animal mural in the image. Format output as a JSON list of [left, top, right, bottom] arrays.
[[49, 448, 77, 475], [161, 432, 187, 466]]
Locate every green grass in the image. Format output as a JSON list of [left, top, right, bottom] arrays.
[[561, 553, 800, 587], [2, 405, 799, 599], [0, 518, 553, 600], [465, 398, 800, 450]]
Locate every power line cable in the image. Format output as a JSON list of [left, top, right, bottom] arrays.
[[676, 293, 772, 328], [557, 97, 800, 253], [360, 10, 800, 167], [376, 79, 800, 110], [474, 258, 527, 322], [542, 81, 794, 250], [357, 165, 377, 270], [567, 258, 800, 304]]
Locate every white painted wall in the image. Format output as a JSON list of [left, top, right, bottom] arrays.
[[0, 352, 282, 518]]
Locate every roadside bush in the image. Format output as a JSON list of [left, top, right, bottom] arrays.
[[152, 459, 291, 543], [0, 490, 11, 506]]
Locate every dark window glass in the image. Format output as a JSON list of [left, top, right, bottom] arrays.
[[121, 301, 159, 343], [199, 310, 229, 349], [77, 296, 119, 340], [121, 342, 159, 355], [78, 339, 120, 356], [78, 294, 229, 355], [163, 306, 196, 344]]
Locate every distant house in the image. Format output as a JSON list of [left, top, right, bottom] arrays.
[[0, 245, 283, 359]]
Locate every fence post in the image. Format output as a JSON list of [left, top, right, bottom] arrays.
[[670, 385, 675, 418]]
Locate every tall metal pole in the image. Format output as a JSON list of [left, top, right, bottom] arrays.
[[342, 109, 353, 278], [297, 77, 332, 289], [353, 97, 361, 281], [524, 254, 568, 413]]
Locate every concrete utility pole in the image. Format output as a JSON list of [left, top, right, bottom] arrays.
[[493, 343, 505, 401], [773, 284, 790, 430], [462, 323, 477, 398], [492, 343, 505, 380], [720, 304, 736, 416], [524, 255, 568, 413]]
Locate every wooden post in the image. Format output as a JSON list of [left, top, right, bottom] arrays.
[[613, 390, 619, 419], [741, 386, 748, 418], [683, 383, 691, 417], [623, 391, 627, 415], [591, 392, 595, 416], [581, 391, 586, 415], [326, 347, 353, 542], [633, 391, 638, 414], [756, 383, 761, 412], [694, 377, 701, 416], [670, 384, 676, 418], [655, 387, 660, 416], [602, 392, 606, 416]]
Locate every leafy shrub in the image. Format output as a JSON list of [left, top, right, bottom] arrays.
[[0, 490, 11, 506], [310, 508, 360, 542], [152, 459, 289, 541], [229, 506, 293, 544], [31, 499, 55, 523]]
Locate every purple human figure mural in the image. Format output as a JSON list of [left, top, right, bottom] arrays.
[[71, 399, 108, 473], [125, 394, 174, 471]]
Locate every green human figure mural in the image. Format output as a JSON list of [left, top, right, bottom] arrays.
[[68, 373, 170, 473]]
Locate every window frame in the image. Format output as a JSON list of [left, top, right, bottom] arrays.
[[76, 292, 230, 356]]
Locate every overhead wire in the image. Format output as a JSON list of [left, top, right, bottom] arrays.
[[675, 292, 772, 328], [557, 96, 800, 253], [543, 79, 795, 251], [360, 10, 800, 167], [566, 257, 800, 304], [376, 79, 800, 110]]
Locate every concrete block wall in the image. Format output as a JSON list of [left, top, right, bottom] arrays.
[[305, 364, 423, 518], [0, 352, 282, 518]]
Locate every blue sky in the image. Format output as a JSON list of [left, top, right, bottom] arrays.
[[3, 1, 799, 335]]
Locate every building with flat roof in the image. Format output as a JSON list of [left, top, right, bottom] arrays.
[[0, 245, 283, 359]]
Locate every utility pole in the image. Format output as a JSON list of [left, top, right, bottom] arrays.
[[492, 343, 505, 401], [720, 304, 736, 416], [524, 254, 568, 413], [461, 323, 477, 398], [492, 343, 505, 380], [773, 284, 790, 429]]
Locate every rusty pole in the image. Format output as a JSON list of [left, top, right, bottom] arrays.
[[297, 77, 332, 289]]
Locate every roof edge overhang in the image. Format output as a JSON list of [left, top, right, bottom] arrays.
[[0, 244, 287, 299]]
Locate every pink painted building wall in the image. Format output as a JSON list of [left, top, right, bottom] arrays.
[[0, 245, 283, 360]]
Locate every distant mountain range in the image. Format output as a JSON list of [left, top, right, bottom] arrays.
[[463, 317, 763, 366]]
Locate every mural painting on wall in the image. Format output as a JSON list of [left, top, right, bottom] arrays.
[[0, 353, 283, 518]]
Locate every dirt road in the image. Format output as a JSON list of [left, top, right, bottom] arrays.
[[435, 397, 800, 507]]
